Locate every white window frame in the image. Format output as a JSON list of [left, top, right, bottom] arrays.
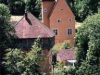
[[67, 28, 73, 36], [52, 28, 59, 36]]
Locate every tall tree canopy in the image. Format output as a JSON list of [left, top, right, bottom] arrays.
[[0, 4, 13, 75], [25, 0, 41, 18], [0, 4, 13, 48], [3, 39, 42, 75], [66, 0, 100, 22], [7, 0, 25, 15], [6, 0, 41, 18], [0, 0, 7, 4], [75, 13, 100, 75]]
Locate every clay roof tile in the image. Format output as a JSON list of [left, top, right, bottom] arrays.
[[11, 12, 55, 38], [57, 49, 75, 62]]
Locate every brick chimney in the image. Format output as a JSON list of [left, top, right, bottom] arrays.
[[25, 9, 28, 20]]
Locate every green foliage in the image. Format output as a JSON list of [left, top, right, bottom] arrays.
[[0, 0, 7, 5], [0, 4, 14, 48], [63, 66, 76, 75], [3, 49, 24, 74], [52, 41, 71, 55], [52, 63, 65, 75], [7, 0, 41, 18], [7, 0, 25, 15], [0, 4, 10, 21], [75, 13, 100, 75], [75, 23, 89, 66], [3, 39, 42, 75], [51, 63, 75, 75], [76, 61, 100, 75], [66, 0, 100, 21], [25, 0, 41, 18], [62, 41, 71, 49], [74, 0, 89, 21]]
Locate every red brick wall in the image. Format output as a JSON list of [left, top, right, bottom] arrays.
[[42, 1, 54, 28], [49, 0, 75, 45]]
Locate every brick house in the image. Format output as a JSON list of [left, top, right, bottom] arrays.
[[10, 12, 55, 74], [42, 0, 75, 45]]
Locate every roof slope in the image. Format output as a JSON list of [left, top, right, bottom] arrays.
[[12, 12, 55, 38], [57, 49, 75, 62]]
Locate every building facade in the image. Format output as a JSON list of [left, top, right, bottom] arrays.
[[42, 0, 75, 45]]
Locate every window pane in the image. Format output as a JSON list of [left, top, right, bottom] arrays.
[[67, 62, 73, 66], [68, 29, 72, 35], [53, 29, 58, 35], [57, 19, 61, 23]]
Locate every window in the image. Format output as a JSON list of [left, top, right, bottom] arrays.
[[67, 29, 72, 35], [44, 8, 48, 12], [53, 29, 58, 36], [57, 19, 61, 23], [68, 18, 72, 22], [67, 62, 73, 66], [13, 39, 34, 49]]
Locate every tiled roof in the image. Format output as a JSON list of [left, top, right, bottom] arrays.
[[11, 12, 55, 38], [57, 49, 75, 62]]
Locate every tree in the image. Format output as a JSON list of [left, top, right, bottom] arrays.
[[3, 39, 42, 75], [7, 0, 41, 18], [66, 0, 100, 22], [52, 41, 71, 55], [76, 61, 100, 75], [0, 4, 14, 75], [75, 22, 89, 67], [74, 0, 89, 21], [75, 13, 100, 74], [7, 0, 25, 15], [51, 62, 76, 75], [25, 0, 41, 18], [0, 0, 7, 5], [0, 4, 13, 48]]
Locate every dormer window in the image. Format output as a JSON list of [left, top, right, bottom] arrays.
[[57, 19, 61, 23]]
